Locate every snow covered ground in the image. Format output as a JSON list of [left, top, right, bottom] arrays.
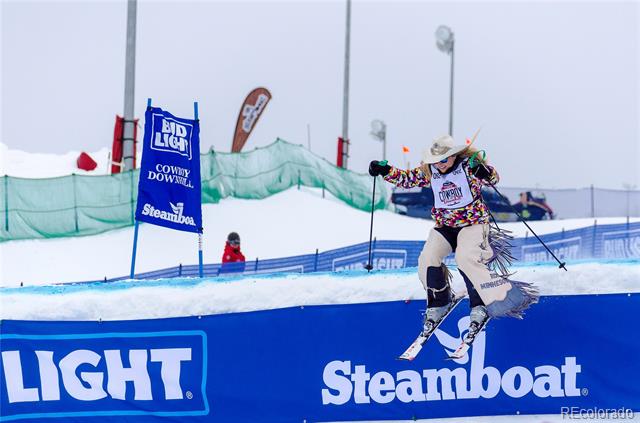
[[0, 142, 121, 178], [1, 186, 637, 287], [2, 261, 637, 321]]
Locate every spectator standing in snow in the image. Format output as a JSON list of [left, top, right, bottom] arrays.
[[220, 232, 246, 274], [222, 232, 245, 263]]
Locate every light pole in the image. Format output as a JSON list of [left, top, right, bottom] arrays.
[[622, 183, 637, 218], [370, 119, 387, 161], [122, 0, 137, 171], [435, 25, 455, 136], [340, 0, 352, 169]]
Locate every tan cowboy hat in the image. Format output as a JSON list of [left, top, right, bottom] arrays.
[[421, 130, 481, 164]]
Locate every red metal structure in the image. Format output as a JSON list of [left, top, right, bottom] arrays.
[[111, 115, 138, 174]]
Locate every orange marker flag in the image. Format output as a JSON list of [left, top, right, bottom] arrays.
[[402, 146, 410, 153], [466, 127, 482, 146]]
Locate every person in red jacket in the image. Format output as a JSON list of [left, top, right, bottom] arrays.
[[220, 232, 246, 274], [222, 232, 245, 264]]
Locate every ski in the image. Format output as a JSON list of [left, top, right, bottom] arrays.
[[398, 295, 465, 361], [447, 317, 491, 360]]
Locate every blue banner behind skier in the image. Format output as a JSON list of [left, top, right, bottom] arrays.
[[135, 107, 202, 233], [2, 294, 639, 422]]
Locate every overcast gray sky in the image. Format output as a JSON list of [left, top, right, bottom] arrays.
[[1, 0, 639, 189]]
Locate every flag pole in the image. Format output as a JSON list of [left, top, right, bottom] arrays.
[[402, 146, 410, 169], [130, 97, 151, 278], [194, 101, 203, 278], [130, 222, 139, 279]]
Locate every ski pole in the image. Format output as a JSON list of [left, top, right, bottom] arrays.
[[488, 183, 567, 271], [364, 175, 377, 272]]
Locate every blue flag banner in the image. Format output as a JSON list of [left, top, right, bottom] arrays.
[[1, 293, 638, 422], [135, 107, 202, 233]]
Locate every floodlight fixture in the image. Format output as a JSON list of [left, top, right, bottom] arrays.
[[435, 25, 454, 54], [370, 119, 387, 161], [370, 119, 386, 140]]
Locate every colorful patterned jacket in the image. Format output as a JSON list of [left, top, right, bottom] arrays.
[[384, 157, 499, 228]]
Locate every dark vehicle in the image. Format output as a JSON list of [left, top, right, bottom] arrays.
[[391, 188, 553, 221], [511, 191, 555, 221]]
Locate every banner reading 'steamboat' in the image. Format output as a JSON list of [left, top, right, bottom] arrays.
[[135, 107, 202, 233], [1, 294, 638, 422]]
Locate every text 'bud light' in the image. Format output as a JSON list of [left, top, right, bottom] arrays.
[[151, 114, 193, 159], [0, 331, 209, 421]]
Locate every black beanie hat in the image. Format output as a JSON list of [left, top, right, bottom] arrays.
[[227, 232, 240, 242]]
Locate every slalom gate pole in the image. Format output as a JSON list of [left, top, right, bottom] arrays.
[[364, 176, 377, 272], [130, 221, 140, 279], [489, 183, 567, 271], [198, 229, 204, 278], [194, 101, 203, 278], [130, 98, 152, 279]]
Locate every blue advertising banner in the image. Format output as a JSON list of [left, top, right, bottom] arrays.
[[2, 293, 639, 422], [135, 107, 202, 233], [0, 331, 208, 421], [113, 222, 638, 282]]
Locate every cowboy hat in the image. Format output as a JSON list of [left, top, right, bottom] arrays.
[[421, 129, 480, 164]]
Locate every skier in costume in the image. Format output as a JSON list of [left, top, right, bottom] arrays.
[[369, 134, 538, 342]]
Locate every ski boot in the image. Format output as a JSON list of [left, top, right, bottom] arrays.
[[422, 301, 456, 336], [464, 305, 489, 344], [447, 305, 491, 360], [400, 295, 464, 361]]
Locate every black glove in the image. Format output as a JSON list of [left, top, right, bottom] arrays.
[[368, 160, 391, 177], [471, 163, 491, 180]]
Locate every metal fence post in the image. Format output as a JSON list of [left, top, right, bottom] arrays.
[[72, 174, 79, 233], [4, 176, 8, 232], [130, 170, 135, 224], [592, 219, 598, 258], [254, 257, 259, 272], [590, 184, 595, 218], [626, 188, 631, 219], [314, 248, 319, 272]]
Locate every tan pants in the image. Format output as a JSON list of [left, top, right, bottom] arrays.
[[418, 224, 510, 305]]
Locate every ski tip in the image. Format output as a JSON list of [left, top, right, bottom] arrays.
[[447, 343, 470, 360], [446, 353, 466, 361]]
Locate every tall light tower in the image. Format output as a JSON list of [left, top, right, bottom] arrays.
[[122, 0, 137, 171], [340, 0, 352, 169], [435, 25, 455, 136], [370, 119, 387, 161]]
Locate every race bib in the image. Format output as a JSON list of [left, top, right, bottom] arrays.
[[430, 161, 474, 209]]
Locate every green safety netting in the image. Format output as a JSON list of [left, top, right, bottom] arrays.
[[0, 139, 389, 242]]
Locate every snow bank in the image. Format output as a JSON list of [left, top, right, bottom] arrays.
[[2, 261, 637, 321], [0, 142, 119, 178]]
